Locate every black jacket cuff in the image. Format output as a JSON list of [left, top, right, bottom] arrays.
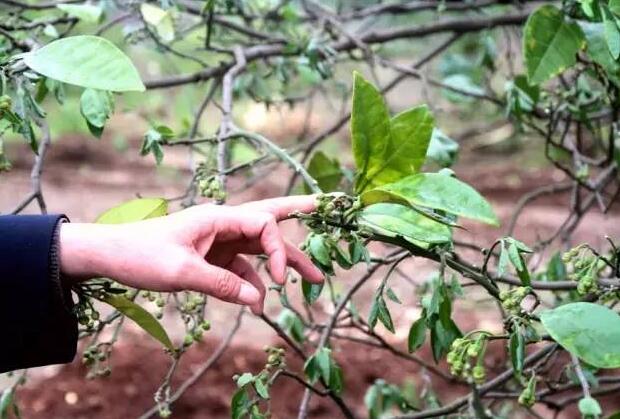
[[0, 214, 77, 373]]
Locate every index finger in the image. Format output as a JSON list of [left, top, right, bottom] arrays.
[[238, 195, 318, 221]]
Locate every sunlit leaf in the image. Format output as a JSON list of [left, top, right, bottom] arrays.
[[96, 198, 167, 224], [361, 173, 498, 226], [23, 36, 145, 92]]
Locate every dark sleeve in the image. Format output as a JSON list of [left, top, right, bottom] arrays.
[[0, 214, 77, 373]]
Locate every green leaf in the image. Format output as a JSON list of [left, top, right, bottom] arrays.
[[315, 347, 332, 385], [301, 279, 323, 305], [23, 36, 145, 92], [350, 72, 391, 192], [602, 5, 620, 59], [100, 294, 174, 350], [540, 302, 620, 368], [497, 241, 509, 277], [96, 198, 167, 224], [361, 173, 498, 226], [141, 126, 172, 165], [329, 364, 344, 395], [277, 309, 305, 343], [236, 372, 254, 388], [253, 379, 269, 400], [369, 292, 395, 333], [306, 151, 342, 193], [0, 389, 14, 419], [141, 3, 175, 43], [231, 388, 250, 419], [441, 74, 486, 103], [80, 89, 114, 137], [57, 4, 103, 23], [580, 22, 620, 86], [510, 329, 525, 375], [303, 354, 320, 383], [362, 105, 434, 191], [523, 5, 585, 85], [426, 129, 459, 168], [507, 241, 531, 286], [408, 318, 426, 353], [308, 234, 333, 274], [359, 203, 451, 245], [578, 397, 602, 417], [612, 0, 620, 15], [386, 287, 401, 304]]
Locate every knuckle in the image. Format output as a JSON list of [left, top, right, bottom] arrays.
[[212, 270, 239, 298]]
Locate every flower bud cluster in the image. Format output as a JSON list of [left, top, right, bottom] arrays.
[[82, 345, 111, 379], [446, 334, 487, 384], [499, 286, 531, 314], [196, 162, 226, 201], [562, 246, 604, 295]]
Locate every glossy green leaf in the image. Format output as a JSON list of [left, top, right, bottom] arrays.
[[231, 388, 250, 419], [101, 294, 174, 350], [361, 173, 498, 226], [308, 234, 333, 273], [236, 372, 254, 388], [96, 198, 167, 224], [306, 151, 342, 193], [426, 129, 459, 168], [408, 318, 426, 353], [23, 36, 145, 92], [351, 72, 391, 192], [523, 5, 585, 85], [254, 379, 269, 400], [359, 203, 451, 244], [302, 279, 323, 305], [362, 106, 434, 191], [541, 302, 620, 368], [80, 89, 114, 137], [57, 4, 103, 23]]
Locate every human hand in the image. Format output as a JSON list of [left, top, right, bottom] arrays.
[[59, 195, 324, 314]]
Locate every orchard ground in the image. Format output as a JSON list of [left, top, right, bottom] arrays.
[[2, 123, 620, 418]]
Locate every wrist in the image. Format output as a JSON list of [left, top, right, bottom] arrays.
[[59, 223, 121, 281]]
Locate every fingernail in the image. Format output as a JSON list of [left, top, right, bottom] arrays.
[[239, 283, 261, 305]]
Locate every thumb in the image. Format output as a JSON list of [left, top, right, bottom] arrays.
[[182, 258, 261, 306]]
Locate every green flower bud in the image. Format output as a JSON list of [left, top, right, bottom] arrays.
[[183, 334, 194, 347], [201, 320, 211, 331]]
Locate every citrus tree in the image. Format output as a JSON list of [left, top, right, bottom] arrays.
[[2, 1, 620, 418]]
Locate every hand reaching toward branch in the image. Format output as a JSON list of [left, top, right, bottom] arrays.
[[59, 195, 324, 315]]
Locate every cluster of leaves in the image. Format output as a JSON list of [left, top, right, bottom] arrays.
[[4, 1, 620, 418]]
